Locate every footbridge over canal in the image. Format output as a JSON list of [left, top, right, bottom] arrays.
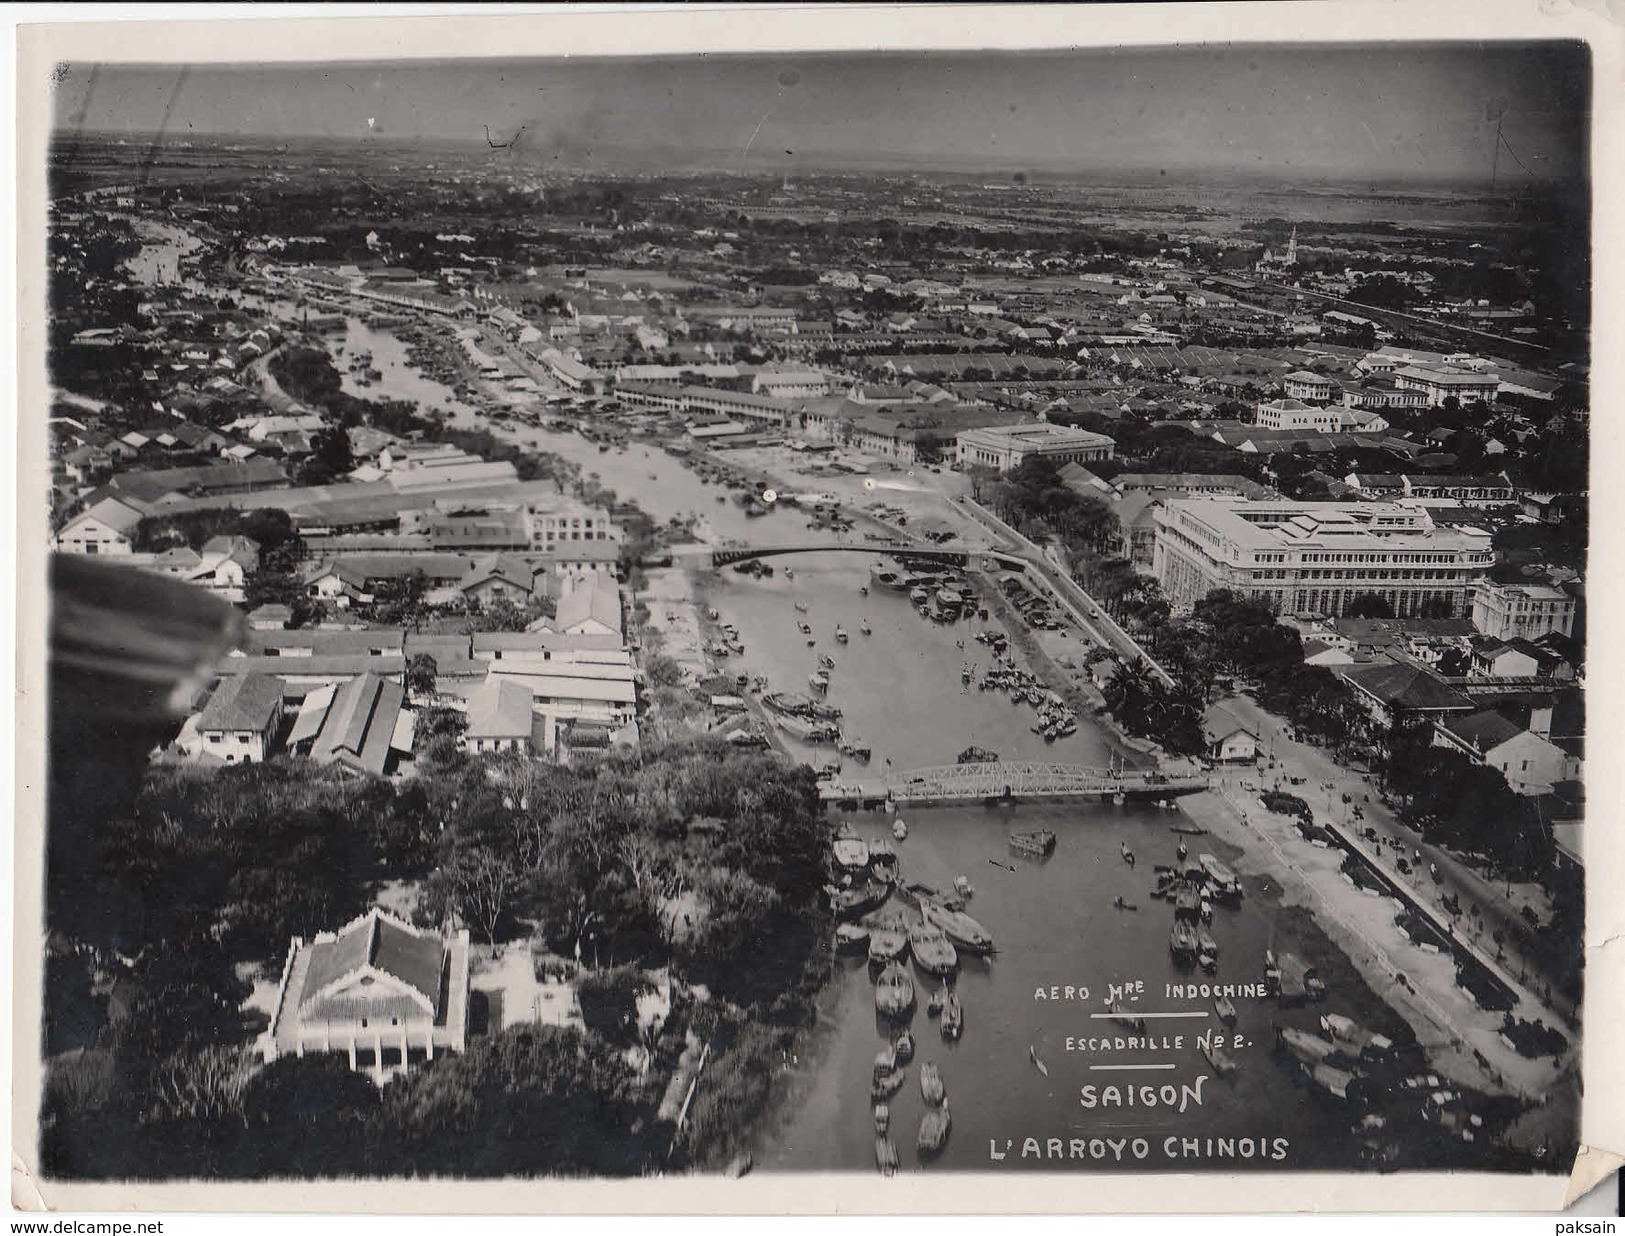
[[820, 760, 1212, 807]]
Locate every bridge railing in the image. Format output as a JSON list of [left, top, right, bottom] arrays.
[[884, 761, 1209, 797]]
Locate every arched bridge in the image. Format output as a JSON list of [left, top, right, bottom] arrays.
[[700, 542, 986, 570], [819, 760, 1211, 805]]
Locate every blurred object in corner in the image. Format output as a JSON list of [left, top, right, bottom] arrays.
[[49, 552, 247, 732], [45, 554, 246, 939]]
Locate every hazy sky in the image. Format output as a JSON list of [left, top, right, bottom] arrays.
[[53, 42, 1589, 182]]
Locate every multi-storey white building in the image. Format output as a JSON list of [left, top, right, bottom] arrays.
[[1151, 499, 1494, 618], [1471, 579, 1577, 642], [1390, 366, 1501, 408], [1254, 398, 1342, 432], [1281, 371, 1339, 403]]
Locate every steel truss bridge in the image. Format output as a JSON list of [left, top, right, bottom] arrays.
[[820, 761, 1211, 805]]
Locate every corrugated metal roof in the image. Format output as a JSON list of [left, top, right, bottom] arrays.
[[288, 684, 336, 746], [195, 673, 282, 733]]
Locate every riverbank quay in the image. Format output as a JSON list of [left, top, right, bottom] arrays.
[[972, 565, 1157, 770], [1215, 693, 1573, 1026], [954, 494, 1174, 686], [1178, 778, 1576, 1128]]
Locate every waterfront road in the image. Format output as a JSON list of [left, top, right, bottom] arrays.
[[1214, 690, 1575, 1029], [951, 494, 1177, 688]]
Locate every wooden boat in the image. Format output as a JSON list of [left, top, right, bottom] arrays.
[[831, 879, 891, 920], [868, 927, 909, 965], [1196, 925, 1219, 956], [921, 901, 995, 954], [1101, 997, 1146, 1033], [892, 1030, 915, 1065], [875, 962, 916, 1020], [875, 1135, 899, 1176], [1200, 1036, 1238, 1077], [1214, 994, 1238, 1025], [917, 1107, 951, 1156], [776, 714, 841, 744], [794, 601, 809, 613], [1175, 884, 1201, 920], [860, 619, 873, 635], [835, 626, 849, 644], [957, 745, 1000, 765], [874, 1104, 890, 1135], [867, 836, 897, 867], [1277, 1026, 1341, 1066], [1308, 1063, 1356, 1101], [1320, 1013, 1394, 1055], [1030, 1046, 1049, 1077], [1273, 952, 1327, 1002], [1120, 842, 1136, 866], [1199, 853, 1243, 900], [835, 923, 871, 953], [940, 992, 964, 1041], [897, 881, 939, 907], [919, 1063, 946, 1106], [874, 1046, 898, 1080], [832, 835, 870, 870], [892, 818, 908, 841], [871, 1068, 907, 1101], [871, 567, 907, 591], [926, 987, 947, 1018], [952, 875, 974, 899], [1169, 920, 1198, 960], [1198, 951, 1218, 974], [1009, 829, 1057, 857], [762, 690, 820, 718], [908, 925, 959, 977]]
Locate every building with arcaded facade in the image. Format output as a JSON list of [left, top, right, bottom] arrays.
[[1151, 498, 1494, 618]]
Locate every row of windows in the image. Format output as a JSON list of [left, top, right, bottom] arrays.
[[1302, 551, 1456, 565]]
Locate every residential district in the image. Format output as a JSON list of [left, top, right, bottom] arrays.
[[39, 137, 1586, 1178]]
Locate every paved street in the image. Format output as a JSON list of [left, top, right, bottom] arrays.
[[1214, 691, 1574, 1028]]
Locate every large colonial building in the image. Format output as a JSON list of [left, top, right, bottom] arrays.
[[1151, 498, 1494, 617], [1281, 371, 1339, 403], [1471, 579, 1578, 642], [1254, 397, 1341, 433], [955, 423, 1116, 472], [260, 908, 471, 1085], [1390, 366, 1501, 408]]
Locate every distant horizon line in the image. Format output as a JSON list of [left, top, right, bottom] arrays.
[[53, 128, 1584, 189]]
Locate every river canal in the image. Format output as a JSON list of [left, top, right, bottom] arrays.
[[335, 317, 471, 416], [703, 554, 1378, 1173]]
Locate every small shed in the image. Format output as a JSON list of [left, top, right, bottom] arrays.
[[1203, 704, 1260, 764]]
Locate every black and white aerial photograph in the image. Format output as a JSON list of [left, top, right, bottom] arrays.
[[16, 4, 1617, 1212]]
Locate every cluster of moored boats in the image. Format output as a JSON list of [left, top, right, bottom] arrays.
[[1150, 849, 1244, 972], [871, 560, 989, 626], [973, 654, 1080, 742], [826, 821, 995, 1170], [703, 617, 746, 660]]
